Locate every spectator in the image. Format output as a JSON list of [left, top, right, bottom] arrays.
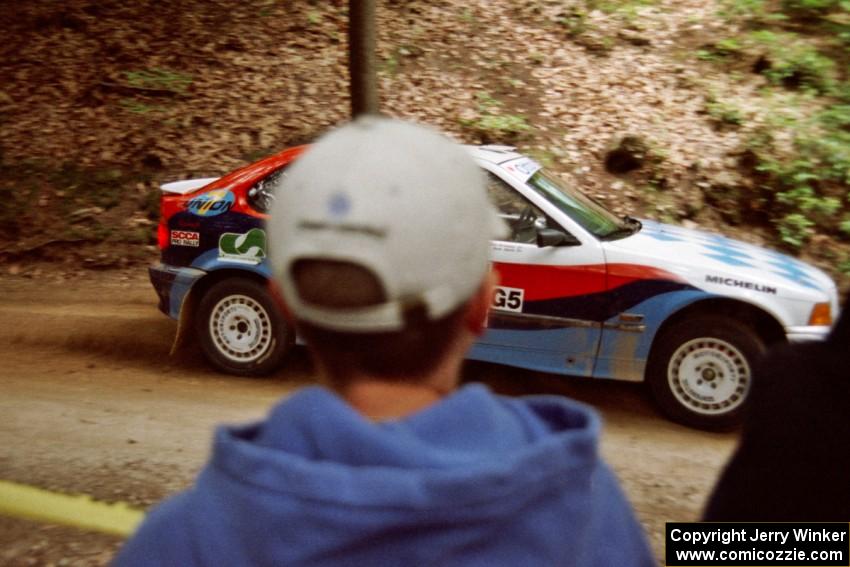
[[704, 292, 850, 520], [115, 117, 655, 566]]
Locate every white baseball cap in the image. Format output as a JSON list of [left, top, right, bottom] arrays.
[[267, 117, 506, 333]]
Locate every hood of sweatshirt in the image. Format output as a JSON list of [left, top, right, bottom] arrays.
[[119, 384, 653, 566]]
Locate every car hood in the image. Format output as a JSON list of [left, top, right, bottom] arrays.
[[605, 220, 835, 303]]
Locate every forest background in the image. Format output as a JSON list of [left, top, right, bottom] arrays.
[[0, 0, 848, 291]]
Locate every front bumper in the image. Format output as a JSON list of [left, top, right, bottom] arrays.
[[785, 325, 830, 342], [148, 263, 206, 319]]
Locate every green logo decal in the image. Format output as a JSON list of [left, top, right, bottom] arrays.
[[219, 228, 266, 264]]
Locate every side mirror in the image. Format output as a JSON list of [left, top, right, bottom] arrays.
[[537, 228, 580, 247]]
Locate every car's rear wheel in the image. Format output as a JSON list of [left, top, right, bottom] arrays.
[[647, 316, 765, 430], [196, 278, 292, 376]]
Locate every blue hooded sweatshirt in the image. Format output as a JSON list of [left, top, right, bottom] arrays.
[[114, 384, 655, 566]]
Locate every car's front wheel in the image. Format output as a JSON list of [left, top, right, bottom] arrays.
[[648, 316, 765, 430], [196, 278, 292, 376]]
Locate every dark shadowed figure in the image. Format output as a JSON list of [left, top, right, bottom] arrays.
[[704, 293, 850, 520]]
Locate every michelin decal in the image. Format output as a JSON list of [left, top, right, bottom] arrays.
[[219, 228, 266, 264], [705, 275, 777, 295]]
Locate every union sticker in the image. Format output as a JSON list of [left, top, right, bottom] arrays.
[[185, 189, 235, 217]]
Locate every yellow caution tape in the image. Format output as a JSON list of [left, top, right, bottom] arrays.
[[0, 479, 144, 537]]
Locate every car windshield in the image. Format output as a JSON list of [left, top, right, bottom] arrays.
[[526, 169, 631, 239]]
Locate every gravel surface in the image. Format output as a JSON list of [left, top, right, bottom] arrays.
[[0, 271, 737, 565]]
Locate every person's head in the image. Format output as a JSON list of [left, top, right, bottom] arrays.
[[267, 117, 505, 386]]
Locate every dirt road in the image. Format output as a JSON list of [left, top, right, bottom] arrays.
[[0, 271, 737, 565]]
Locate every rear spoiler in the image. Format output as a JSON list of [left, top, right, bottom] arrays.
[[160, 178, 219, 195]]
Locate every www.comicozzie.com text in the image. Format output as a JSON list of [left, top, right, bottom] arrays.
[[670, 527, 848, 546]]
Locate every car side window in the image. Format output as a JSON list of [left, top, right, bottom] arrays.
[[247, 167, 288, 213], [486, 172, 556, 245]]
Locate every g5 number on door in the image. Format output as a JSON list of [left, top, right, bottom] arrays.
[[492, 286, 524, 313]]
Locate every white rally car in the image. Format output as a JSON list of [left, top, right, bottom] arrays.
[[472, 146, 837, 429], [149, 144, 839, 429]]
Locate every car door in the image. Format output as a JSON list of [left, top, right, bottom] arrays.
[[469, 171, 607, 377]]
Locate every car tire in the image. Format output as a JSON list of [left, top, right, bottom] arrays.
[[196, 278, 292, 376], [647, 316, 765, 430]]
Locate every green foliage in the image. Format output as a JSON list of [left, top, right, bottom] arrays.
[[766, 47, 836, 93], [584, 0, 656, 14], [722, 0, 847, 21], [781, 0, 847, 17], [381, 44, 423, 76], [460, 92, 533, 143], [720, 0, 768, 18], [558, 10, 588, 37], [834, 16, 850, 48], [50, 165, 125, 210], [119, 98, 165, 115], [748, 31, 836, 93], [708, 102, 744, 125], [0, 161, 41, 240], [818, 103, 850, 132], [795, 132, 850, 185], [697, 49, 722, 61], [119, 68, 191, 121], [0, 157, 157, 245], [716, 0, 849, 102], [696, 37, 745, 62], [475, 91, 499, 108], [775, 185, 841, 217], [705, 99, 745, 125], [124, 68, 192, 95], [776, 212, 815, 247], [747, 29, 780, 44], [744, 101, 850, 248], [381, 53, 399, 76], [474, 114, 532, 139], [715, 37, 744, 53], [557, 0, 655, 38]]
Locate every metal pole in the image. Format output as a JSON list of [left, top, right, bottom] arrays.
[[348, 0, 379, 117]]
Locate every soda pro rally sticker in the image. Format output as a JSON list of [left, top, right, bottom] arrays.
[[170, 230, 199, 247]]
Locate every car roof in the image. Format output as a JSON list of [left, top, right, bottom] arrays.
[[466, 144, 525, 165]]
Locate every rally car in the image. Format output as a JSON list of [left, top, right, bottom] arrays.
[[149, 145, 839, 429]]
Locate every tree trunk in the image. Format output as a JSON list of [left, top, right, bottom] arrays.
[[348, 0, 379, 117]]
